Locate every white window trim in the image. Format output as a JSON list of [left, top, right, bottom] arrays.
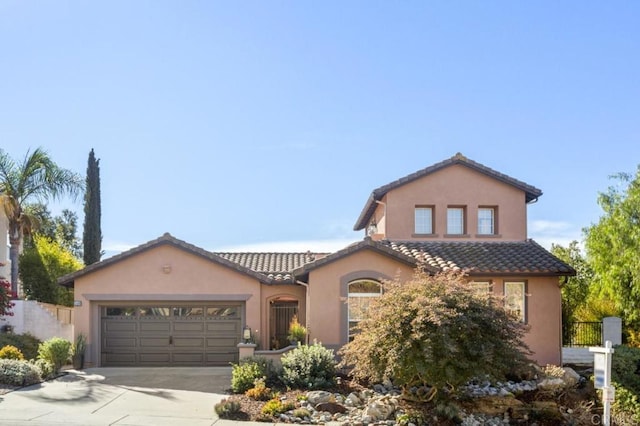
[[477, 207, 495, 235], [414, 206, 433, 235], [348, 280, 382, 339], [447, 207, 465, 235]]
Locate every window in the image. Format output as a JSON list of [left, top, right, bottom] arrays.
[[414, 206, 433, 234], [504, 281, 526, 322], [348, 280, 382, 340], [447, 207, 465, 235], [471, 281, 493, 294], [478, 207, 496, 235]]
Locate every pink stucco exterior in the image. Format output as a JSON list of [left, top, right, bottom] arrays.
[[370, 164, 528, 241]]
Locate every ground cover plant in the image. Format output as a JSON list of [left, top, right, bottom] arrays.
[[0, 333, 41, 360]]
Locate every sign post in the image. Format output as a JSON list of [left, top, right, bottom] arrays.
[[590, 340, 615, 426]]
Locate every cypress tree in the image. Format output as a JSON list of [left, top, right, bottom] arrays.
[[82, 149, 102, 265]]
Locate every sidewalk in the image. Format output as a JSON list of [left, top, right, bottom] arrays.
[[0, 367, 275, 426]]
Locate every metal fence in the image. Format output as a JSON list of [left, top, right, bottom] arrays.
[[563, 321, 602, 347]]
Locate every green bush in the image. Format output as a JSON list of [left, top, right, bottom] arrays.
[[611, 345, 640, 424], [29, 359, 55, 380], [214, 399, 242, 418], [231, 356, 279, 393], [0, 359, 41, 386], [612, 345, 640, 393], [37, 337, 72, 373], [281, 341, 336, 389], [0, 345, 24, 360], [0, 333, 41, 360]]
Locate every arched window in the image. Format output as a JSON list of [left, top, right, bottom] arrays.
[[348, 279, 382, 341]]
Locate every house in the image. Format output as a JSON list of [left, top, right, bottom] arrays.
[[59, 153, 575, 367]]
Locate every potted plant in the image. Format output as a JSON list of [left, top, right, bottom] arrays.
[[72, 333, 87, 369], [287, 315, 307, 345]]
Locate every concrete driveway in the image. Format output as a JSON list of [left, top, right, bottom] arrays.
[[0, 367, 270, 426]]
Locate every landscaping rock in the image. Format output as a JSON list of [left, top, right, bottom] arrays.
[[315, 401, 346, 414], [306, 390, 335, 405], [562, 367, 581, 387]]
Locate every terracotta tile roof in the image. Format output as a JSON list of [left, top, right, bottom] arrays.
[[215, 252, 329, 282], [354, 153, 543, 230], [379, 239, 575, 276]]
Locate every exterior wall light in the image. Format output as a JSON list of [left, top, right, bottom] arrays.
[[243, 325, 252, 343]]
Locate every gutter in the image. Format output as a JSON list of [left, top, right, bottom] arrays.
[[296, 280, 310, 345]]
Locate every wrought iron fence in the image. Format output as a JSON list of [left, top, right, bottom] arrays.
[[563, 321, 602, 347]]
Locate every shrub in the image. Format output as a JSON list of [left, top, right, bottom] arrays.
[[291, 408, 311, 419], [612, 345, 640, 394], [29, 359, 55, 380], [37, 337, 72, 373], [245, 377, 273, 401], [287, 315, 307, 343], [281, 341, 336, 389], [0, 345, 24, 360], [231, 356, 279, 393], [214, 398, 242, 418], [0, 359, 41, 386], [0, 333, 41, 360], [261, 397, 295, 416], [339, 270, 531, 400]]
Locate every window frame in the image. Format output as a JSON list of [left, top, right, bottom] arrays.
[[477, 206, 498, 236], [414, 205, 435, 235], [446, 206, 467, 236], [347, 279, 382, 341], [504, 281, 527, 323]]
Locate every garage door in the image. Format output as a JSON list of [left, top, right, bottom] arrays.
[[101, 304, 242, 366]]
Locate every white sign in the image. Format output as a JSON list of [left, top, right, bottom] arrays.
[[590, 341, 615, 426], [593, 352, 606, 389]]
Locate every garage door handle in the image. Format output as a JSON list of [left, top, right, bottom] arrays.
[[169, 336, 173, 345]]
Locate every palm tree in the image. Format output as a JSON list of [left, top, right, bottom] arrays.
[[0, 148, 83, 296]]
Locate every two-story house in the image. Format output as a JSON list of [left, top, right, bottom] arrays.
[[59, 153, 574, 368]]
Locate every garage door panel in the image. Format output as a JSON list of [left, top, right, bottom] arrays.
[[207, 337, 238, 347], [104, 322, 137, 332], [140, 322, 171, 332], [206, 352, 237, 364], [173, 353, 204, 363], [174, 337, 204, 348], [105, 337, 137, 347], [174, 322, 205, 332], [207, 322, 240, 333], [139, 353, 171, 363], [104, 353, 137, 364]]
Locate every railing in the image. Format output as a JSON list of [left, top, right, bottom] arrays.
[[563, 321, 602, 347]]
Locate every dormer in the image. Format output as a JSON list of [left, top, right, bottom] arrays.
[[353, 153, 542, 241]]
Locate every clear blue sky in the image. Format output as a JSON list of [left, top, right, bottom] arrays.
[[1, 1, 638, 257]]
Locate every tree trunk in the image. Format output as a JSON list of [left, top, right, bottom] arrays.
[[9, 240, 19, 297]]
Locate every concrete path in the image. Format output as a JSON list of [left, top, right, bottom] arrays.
[[0, 367, 274, 426]]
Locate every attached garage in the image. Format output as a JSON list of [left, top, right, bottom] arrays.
[[101, 303, 242, 366]]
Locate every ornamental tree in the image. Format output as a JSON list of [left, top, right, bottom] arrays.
[[339, 269, 531, 400], [82, 148, 102, 265], [585, 167, 640, 326]]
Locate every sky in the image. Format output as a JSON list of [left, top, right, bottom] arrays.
[[1, 1, 639, 258]]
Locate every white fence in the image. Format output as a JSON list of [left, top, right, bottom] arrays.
[[0, 300, 73, 342]]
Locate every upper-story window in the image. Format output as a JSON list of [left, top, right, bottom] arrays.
[[348, 279, 382, 341], [414, 206, 434, 234], [477, 207, 496, 235], [447, 207, 466, 235]]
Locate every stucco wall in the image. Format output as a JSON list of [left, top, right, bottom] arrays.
[[375, 164, 528, 241], [73, 244, 265, 366], [1, 300, 74, 342], [307, 250, 562, 366], [307, 249, 414, 347]]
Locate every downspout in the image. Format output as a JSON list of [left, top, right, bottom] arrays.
[[296, 280, 310, 345], [374, 200, 387, 238]]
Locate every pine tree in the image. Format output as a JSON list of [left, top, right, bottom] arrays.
[[82, 149, 102, 265]]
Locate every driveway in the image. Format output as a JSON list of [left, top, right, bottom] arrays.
[[0, 367, 271, 426]]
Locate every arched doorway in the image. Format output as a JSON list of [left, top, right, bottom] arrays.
[[269, 297, 299, 349]]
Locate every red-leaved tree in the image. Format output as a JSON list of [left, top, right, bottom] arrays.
[[0, 263, 15, 316]]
